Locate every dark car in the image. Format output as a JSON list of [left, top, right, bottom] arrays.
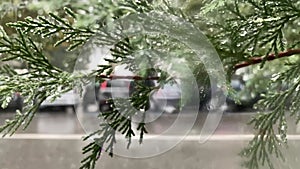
[[0, 92, 23, 111], [197, 77, 260, 112], [225, 78, 260, 112]]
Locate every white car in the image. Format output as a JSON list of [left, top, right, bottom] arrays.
[[150, 81, 182, 113], [40, 90, 80, 112]]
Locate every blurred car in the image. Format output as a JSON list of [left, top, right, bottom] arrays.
[[98, 79, 132, 111], [82, 83, 100, 111], [98, 79, 182, 113], [225, 78, 260, 111], [40, 90, 80, 112], [150, 82, 181, 113], [0, 92, 23, 111]]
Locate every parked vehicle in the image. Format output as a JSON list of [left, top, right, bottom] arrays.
[[82, 83, 100, 111], [150, 81, 181, 113], [0, 92, 23, 111], [97, 78, 182, 114], [0, 80, 23, 111], [225, 78, 260, 111], [196, 76, 261, 112], [98, 79, 132, 111], [40, 90, 80, 112]]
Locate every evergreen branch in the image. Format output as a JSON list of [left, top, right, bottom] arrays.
[[208, 0, 300, 72], [80, 124, 115, 169], [241, 92, 291, 169], [6, 10, 95, 51], [241, 60, 300, 169], [80, 79, 154, 169], [137, 112, 148, 144], [0, 30, 61, 74], [0, 71, 80, 136], [0, 28, 87, 136], [5, 1, 300, 169]]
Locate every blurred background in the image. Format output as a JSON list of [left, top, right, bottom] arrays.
[[1, 0, 300, 169]]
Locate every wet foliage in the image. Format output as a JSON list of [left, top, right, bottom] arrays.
[[1, 0, 300, 169]]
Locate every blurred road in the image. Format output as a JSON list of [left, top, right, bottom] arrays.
[[0, 106, 300, 169]]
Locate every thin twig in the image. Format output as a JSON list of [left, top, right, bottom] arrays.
[[97, 75, 160, 80], [234, 49, 300, 70], [98, 49, 300, 79]]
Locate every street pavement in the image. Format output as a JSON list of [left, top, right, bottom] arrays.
[[0, 106, 300, 169]]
